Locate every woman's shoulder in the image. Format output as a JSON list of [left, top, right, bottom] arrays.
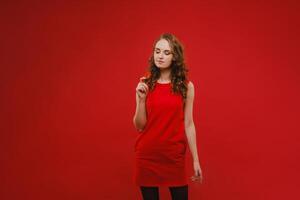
[[185, 79, 194, 88]]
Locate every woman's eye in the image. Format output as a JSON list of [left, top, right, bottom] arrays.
[[154, 50, 171, 55]]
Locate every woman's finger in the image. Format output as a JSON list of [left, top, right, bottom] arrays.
[[137, 86, 143, 93], [191, 177, 201, 183], [141, 85, 146, 93], [142, 83, 148, 93], [138, 89, 144, 94]]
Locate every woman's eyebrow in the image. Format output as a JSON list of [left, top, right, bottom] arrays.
[[155, 48, 171, 51]]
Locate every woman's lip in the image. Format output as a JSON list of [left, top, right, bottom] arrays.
[[158, 61, 164, 63]]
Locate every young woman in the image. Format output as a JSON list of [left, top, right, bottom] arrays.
[[133, 33, 203, 200]]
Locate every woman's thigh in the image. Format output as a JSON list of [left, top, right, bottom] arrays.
[[140, 186, 159, 200], [168, 184, 188, 200]]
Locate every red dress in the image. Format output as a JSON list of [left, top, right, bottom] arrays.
[[134, 81, 188, 187]]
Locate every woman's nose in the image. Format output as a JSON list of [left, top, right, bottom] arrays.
[[158, 52, 164, 58]]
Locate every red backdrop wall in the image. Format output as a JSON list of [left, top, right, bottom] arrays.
[[1, 1, 299, 199]]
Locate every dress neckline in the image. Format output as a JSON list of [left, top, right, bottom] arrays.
[[156, 81, 171, 85]]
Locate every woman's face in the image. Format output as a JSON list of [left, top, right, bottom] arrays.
[[154, 39, 173, 69]]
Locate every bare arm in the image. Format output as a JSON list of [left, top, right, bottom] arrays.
[[133, 78, 148, 132], [133, 93, 147, 132], [184, 81, 200, 162]]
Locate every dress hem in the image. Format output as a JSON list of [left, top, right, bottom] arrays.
[[134, 181, 188, 187]]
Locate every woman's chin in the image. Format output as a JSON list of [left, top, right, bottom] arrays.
[[155, 64, 169, 69]]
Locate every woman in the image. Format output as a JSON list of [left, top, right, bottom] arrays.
[[133, 33, 203, 200]]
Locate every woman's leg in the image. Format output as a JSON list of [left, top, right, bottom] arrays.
[[168, 184, 188, 200], [140, 186, 159, 200]]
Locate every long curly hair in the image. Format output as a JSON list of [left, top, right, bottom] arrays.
[[142, 33, 189, 105]]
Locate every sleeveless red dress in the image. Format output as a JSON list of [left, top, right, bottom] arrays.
[[134, 81, 188, 187]]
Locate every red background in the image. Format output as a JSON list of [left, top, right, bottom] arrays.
[[1, 1, 299, 199]]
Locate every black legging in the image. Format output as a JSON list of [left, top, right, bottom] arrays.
[[140, 185, 188, 200]]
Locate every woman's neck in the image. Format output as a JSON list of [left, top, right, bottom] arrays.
[[159, 68, 171, 82]]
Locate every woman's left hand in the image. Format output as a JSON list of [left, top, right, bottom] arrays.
[[190, 160, 203, 183]]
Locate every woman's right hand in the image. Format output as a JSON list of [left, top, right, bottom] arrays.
[[136, 77, 149, 101]]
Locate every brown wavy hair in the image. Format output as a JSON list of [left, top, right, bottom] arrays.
[[142, 33, 189, 105]]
